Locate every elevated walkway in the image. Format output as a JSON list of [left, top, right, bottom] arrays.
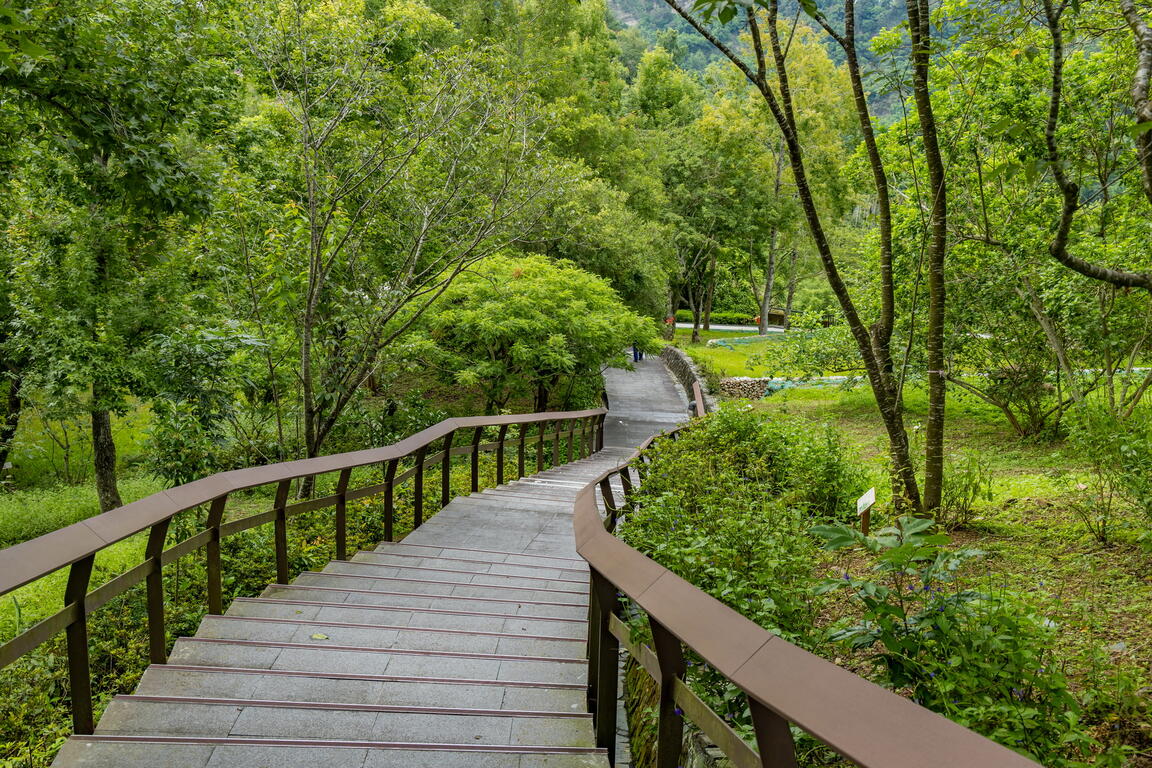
[[53, 359, 687, 767]]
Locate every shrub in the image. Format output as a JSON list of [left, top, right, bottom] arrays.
[[1066, 405, 1152, 545], [813, 517, 1101, 765]]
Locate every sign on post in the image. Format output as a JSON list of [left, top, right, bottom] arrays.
[[856, 487, 876, 536]]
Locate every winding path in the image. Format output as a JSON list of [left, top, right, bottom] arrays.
[[53, 358, 688, 768]]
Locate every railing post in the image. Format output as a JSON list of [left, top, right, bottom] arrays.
[[335, 468, 351, 561], [496, 424, 509, 485], [536, 421, 546, 473], [441, 430, 455, 509], [413, 445, 427, 529], [566, 419, 575, 463], [590, 569, 620, 764], [649, 617, 686, 768], [470, 426, 483, 493], [206, 494, 229, 613], [750, 698, 798, 768], [598, 477, 618, 530], [552, 420, 562, 467], [595, 412, 606, 451], [145, 517, 171, 665], [516, 422, 527, 479], [383, 458, 398, 542], [64, 554, 95, 735], [273, 479, 292, 584]]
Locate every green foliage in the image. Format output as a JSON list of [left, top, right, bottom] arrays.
[[1066, 405, 1152, 545], [622, 404, 865, 641], [414, 254, 656, 413], [813, 518, 1102, 765], [938, 450, 995, 531]]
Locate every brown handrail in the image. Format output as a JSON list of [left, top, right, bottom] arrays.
[[574, 428, 1041, 768], [0, 407, 607, 736]]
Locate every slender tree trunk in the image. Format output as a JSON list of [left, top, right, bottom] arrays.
[[0, 372, 22, 473], [702, 251, 717, 331], [664, 286, 679, 340], [783, 248, 798, 329], [534, 382, 550, 412], [91, 381, 121, 512], [759, 229, 778, 334], [906, 0, 948, 514]]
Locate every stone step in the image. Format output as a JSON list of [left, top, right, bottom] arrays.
[[166, 638, 588, 684], [348, 551, 586, 579], [259, 583, 589, 619], [194, 614, 585, 659], [134, 665, 587, 711], [316, 561, 588, 592], [55, 738, 608, 768], [289, 572, 588, 606], [93, 696, 596, 746], [228, 596, 586, 638], [370, 541, 587, 569]]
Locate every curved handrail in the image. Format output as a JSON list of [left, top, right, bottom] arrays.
[[574, 428, 1041, 768], [1, 409, 603, 596], [0, 406, 606, 736]]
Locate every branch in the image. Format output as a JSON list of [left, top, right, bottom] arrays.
[[1120, 0, 1152, 206], [1043, 0, 1152, 290]]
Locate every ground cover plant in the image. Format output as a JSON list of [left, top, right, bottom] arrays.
[[621, 402, 1150, 766]]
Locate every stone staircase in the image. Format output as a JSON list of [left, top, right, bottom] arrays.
[[54, 449, 636, 768]]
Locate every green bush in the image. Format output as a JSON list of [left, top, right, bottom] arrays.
[[813, 518, 1106, 765], [622, 404, 866, 642], [674, 309, 757, 325], [1066, 405, 1152, 545]]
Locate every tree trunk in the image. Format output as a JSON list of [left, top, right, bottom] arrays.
[[0, 372, 22, 473], [663, 286, 679, 340], [907, 0, 948, 514], [91, 381, 122, 512], [534, 382, 550, 412], [783, 249, 798, 329], [702, 251, 718, 331], [758, 229, 778, 334]]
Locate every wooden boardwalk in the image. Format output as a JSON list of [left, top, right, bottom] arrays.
[[53, 358, 686, 768]]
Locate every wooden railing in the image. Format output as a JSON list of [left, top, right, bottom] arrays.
[[576, 427, 1042, 768], [0, 408, 606, 736]]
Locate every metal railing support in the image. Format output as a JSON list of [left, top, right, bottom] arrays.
[[649, 617, 687, 768], [145, 518, 171, 665], [413, 445, 427, 528], [272, 480, 292, 584], [64, 554, 95, 735], [516, 422, 527, 479], [470, 426, 483, 492], [383, 458, 398, 542], [496, 424, 509, 485], [440, 430, 455, 508], [590, 569, 620, 763], [750, 698, 798, 768], [334, 468, 352, 561], [205, 494, 229, 614]]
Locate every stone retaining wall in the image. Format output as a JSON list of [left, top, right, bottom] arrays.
[[624, 657, 731, 768], [717, 376, 773, 399], [660, 346, 717, 413]]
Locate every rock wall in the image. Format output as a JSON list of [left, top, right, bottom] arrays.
[[659, 346, 717, 413], [716, 377, 772, 399], [623, 657, 731, 768]]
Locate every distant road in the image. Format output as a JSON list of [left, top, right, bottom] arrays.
[[675, 323, 785, 333]]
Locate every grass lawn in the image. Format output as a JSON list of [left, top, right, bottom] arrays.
[[754, 384, 1152, 751]]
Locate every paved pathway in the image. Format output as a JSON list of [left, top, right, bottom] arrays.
[[54, 360, 689, 768]]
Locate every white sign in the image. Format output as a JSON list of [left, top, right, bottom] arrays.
[[856, 487, 876, 516]]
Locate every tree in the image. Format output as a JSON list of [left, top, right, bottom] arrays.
[[414, 254, 657, 413], [232, 0, 571, 480], [662, 0, 948, 513], [2, 0, 232, 510]]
